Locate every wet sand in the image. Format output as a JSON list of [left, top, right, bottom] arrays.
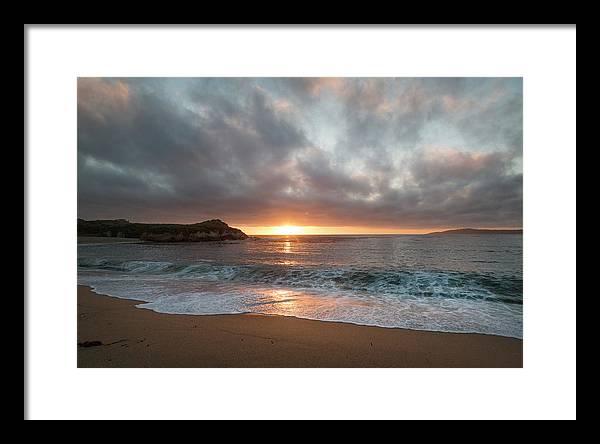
[[77, 285, 523, 368]]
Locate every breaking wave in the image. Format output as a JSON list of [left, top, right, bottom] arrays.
[[78, 258, 522, 306]]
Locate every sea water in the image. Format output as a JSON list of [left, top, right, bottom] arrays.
[[78, 234, 523, 338]]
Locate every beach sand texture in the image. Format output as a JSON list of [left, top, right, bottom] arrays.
[[77, 286, 523, 368]]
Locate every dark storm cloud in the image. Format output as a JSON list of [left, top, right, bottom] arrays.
[[78, 77, 523, 228]]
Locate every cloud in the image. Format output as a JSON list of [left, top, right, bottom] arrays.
[[410, 147, 508, 185], [285, 77, 346, 98], [78, 77, 522, 229]]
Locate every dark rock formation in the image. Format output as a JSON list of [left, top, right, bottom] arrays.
[[77, 218, 248, 242]]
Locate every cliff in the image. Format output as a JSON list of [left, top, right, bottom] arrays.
[[77, 218, 248, 242]]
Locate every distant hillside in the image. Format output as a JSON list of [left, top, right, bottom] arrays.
[[77, 218, 248, 242], [427, 228, 523, 235]]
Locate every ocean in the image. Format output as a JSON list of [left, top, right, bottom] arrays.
[[77, 234, 523, 339]]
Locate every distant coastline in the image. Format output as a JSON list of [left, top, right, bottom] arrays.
[[427, 228, 523, 235]]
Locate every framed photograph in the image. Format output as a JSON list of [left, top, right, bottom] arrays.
[[25, 25, 576, 420]]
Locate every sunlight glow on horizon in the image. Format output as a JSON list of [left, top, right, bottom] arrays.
[[238, 225, 436, 235], [271, 225, 305, 235]]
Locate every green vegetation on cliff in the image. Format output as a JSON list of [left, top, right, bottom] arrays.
[[77, 218, 248, 242]]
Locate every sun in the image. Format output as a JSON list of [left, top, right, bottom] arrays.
[[273, 225, 304, 235]]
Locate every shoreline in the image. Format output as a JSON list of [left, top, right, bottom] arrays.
[[84, 284, 522, 340], [77, 236, 143, 245], [77, 285, 523, 367]]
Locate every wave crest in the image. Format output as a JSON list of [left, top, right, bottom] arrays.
[[78, 258, 522, 305]]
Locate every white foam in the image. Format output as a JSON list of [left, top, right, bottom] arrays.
[[78, 274, 523, 338]]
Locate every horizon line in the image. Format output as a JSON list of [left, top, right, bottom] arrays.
[[77, 218, 523, 236]]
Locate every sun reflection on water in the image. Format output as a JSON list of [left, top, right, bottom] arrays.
[[283, 240, 292, 254], [261, 288, 298, 311]]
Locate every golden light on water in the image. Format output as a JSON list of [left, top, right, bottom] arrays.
[[282, 241, 292, 254]]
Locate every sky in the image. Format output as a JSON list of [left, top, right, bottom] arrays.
[[77, 77, 523, 234]]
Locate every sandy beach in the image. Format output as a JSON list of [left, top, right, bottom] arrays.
[[77, 285, 523, 367]]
